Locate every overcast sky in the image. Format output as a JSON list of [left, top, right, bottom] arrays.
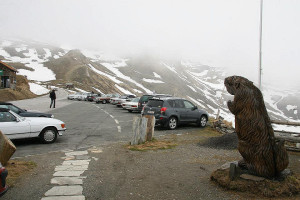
[[0, 0, 299, 91]]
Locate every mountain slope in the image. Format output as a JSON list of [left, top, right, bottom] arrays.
[[0, 39, 299, 123]]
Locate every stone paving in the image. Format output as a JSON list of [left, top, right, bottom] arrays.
[[41, 150, 92, 200]]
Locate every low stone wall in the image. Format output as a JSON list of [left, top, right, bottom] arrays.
[[211, 116, 235, 134]]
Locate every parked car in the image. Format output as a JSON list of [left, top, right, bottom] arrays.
[[122, 97, 140, 112], [0, 102, 54, 118], [87, 93, 101, 102], [0, 108, 66, 143], [142, 97, 208, 130], [0, 162, 8, 196], [77, 92, 92, 101], [67, 92, 82, 100], [95, 93, 120, 104], [113, 94, 136, 107], [138, 94, 172, 112]]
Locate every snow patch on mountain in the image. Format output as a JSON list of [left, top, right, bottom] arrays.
[[187, 96, 205, 108], [153, 72, 161, 79], [133, 89, 143, 93], [15, 46, 27, 52], [29, 83, 49, 95], [88, 63, 122, 84], [287, 105, 297, 111], [75, 88, 88, 93], [1, 47, 56, 81], [101, 62, 152, 93], [43, 48, 52, 58], [187, 85, 197, 92], [92, 87, 103, 94], [115, 84, 133, 94], [162, 62, 178, 74], [143, 78, 164, 83]]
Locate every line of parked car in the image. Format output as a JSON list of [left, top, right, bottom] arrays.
[[67, 92, 209, 130]]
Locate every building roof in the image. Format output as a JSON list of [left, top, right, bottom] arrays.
[[0, 61, 18, 72]]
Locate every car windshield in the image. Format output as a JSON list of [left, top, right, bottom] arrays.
[[9, 105, 23, 113], [147, 100, 164, 108], [0, 104, 23, 113]]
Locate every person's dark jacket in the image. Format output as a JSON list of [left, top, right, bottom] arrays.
[[50, 90, 56, 100]]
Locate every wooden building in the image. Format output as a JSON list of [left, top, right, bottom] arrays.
[[0, 61, 17, 89]]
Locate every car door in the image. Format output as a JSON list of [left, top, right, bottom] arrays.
[[183, 100, 199, 122], [0, 111, 31, 139], [174, 100, 187, 122]]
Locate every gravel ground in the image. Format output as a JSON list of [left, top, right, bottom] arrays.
[[200, 132, 238, 150], [3, 128, 300, 200], [83, 129, 243, 200]]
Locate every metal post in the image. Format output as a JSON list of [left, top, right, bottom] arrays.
[[258, 0, 264, 90]]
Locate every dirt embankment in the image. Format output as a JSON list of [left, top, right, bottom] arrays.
[[0, 75, 36, 102]]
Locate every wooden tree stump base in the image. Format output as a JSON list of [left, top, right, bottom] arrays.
[[0, 131, 16, 166]]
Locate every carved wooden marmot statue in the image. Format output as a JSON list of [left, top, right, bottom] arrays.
[[224, 76, 289, 178]]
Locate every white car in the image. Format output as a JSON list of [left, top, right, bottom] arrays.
[[77, 92, 92, 101], [67, 92, 82, 100], [121, 97, 140, 112], [0, 108, 66, 143], [113, 95, 137, 107]]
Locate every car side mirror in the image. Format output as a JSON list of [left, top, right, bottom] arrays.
[[192, 106, 198, 110]]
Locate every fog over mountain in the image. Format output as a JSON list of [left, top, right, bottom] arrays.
[[0, 0, 299, 90], [1, 39, 300, 128]]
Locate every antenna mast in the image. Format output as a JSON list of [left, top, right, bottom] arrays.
[[258, 0, 263, 89]]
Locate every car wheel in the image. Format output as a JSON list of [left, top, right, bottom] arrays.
[[168, 117, 177, 130], [40, 127, 57, 144], [102, 100, 107, 104], [199, 115, 207, 127]]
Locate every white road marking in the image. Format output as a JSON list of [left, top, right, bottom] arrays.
[[93, 104, 122, 133]]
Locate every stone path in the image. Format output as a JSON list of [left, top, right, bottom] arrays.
[[41, 148, 100, 200]]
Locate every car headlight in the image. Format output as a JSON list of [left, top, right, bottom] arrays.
[[51, 115, 54, 118]]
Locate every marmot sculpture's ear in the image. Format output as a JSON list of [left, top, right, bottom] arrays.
[[235, 82, 240, 89]]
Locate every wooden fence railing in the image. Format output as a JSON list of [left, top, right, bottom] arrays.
[[271, 120, 300, 152]]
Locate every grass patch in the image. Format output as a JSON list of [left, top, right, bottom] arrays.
[[127, 139, 177, 151], [5, 160, 36, 187]]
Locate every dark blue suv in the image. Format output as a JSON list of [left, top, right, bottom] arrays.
[[142, 97, 208, 129]]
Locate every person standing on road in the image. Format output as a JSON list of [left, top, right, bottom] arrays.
[[50, 89, 56, 108]]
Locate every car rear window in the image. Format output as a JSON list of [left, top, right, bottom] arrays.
[[147, 99, 164, 108]]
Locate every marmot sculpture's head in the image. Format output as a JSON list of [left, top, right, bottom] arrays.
[[224, 76, 253, 95]]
